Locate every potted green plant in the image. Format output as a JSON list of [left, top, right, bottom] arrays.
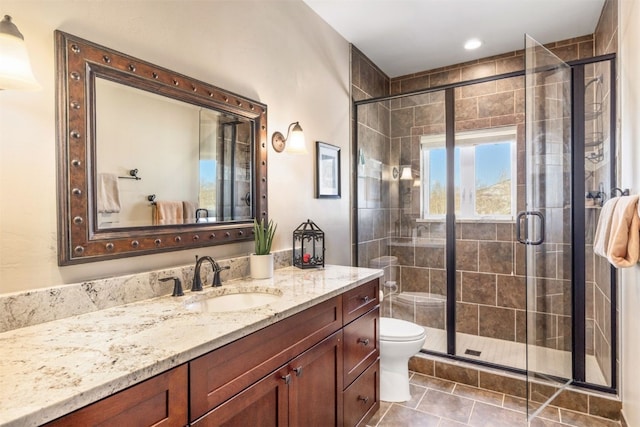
[[250, 218, 277, 279]]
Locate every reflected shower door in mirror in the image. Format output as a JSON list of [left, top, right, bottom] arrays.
[[55, 30, 268, 265], [95, 78, 253, 229]]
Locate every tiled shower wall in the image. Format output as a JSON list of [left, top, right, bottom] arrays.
[[352, 47, 393, 280]]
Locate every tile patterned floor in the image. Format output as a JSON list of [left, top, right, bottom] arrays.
[[367, 372, 621, 427]]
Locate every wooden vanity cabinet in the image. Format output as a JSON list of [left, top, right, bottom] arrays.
[[194, 331, 343, 426], [44, 364, 188, 427], [41, 278, 380, 427], [191, 278, 380, 427], [341, 281, 380, 427], [189, 296, 343, 422]]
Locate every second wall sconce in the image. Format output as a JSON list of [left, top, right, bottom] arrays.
[[272, 121, 306, 154], [399, 166, 413, 180], [0, 15, 40, 90]]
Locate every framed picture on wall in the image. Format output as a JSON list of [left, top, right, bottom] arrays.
[[315, 141, 341, 198]]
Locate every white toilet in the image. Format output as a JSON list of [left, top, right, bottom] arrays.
[[370, 255, 427, 402], [379, 317, 426, 402]]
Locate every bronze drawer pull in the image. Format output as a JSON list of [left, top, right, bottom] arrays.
[[357, 338, 370, 346], [357, 395, 369, 404]]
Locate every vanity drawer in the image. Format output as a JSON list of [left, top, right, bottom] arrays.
[[343, 279, 379, 324], [343, 307, 379, 387], [343, 359, 379, 427], [189, 295, 342, 421], [44, 364, 188, 427]]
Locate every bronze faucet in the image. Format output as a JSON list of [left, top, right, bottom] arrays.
[[192, 256, 230, 291]]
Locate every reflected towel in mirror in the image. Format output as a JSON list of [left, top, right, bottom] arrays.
[[97, 173, 121, 213], [153, 201, 184, 225], [182, 201, 198, 222]]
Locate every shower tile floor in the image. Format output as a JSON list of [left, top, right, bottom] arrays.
[[367, 372, 620, 427], [423, 327, 607, 386]]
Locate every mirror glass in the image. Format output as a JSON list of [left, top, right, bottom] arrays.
[[95, 78, 253, 229], [55, 30, 268, 265]]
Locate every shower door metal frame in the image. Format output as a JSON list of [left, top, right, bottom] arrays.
[[569, 55, 618, 391], [352, 54, 618, 395]]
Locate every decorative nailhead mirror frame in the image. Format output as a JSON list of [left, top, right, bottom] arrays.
[[55, 30, 268, 265]]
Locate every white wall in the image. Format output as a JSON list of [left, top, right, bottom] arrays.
[[619, 0, 640, 424], [0, 1, 351, 293]]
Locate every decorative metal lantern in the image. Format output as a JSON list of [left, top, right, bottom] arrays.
[[293, 219, 325, 269]]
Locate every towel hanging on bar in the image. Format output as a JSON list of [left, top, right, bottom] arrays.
[[97, 173, 121, 213], [594, 195, 640, 268]]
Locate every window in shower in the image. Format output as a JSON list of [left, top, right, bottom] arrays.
[[420, 126, 517, 220]]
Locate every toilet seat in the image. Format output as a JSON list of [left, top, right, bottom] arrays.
[[380, 317, 426, 342]]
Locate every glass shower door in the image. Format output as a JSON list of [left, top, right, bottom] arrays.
[[523, 34, 573, 420]]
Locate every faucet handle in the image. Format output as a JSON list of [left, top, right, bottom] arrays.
[[212, 262, 230, 287], [160, 277, 184, 297]]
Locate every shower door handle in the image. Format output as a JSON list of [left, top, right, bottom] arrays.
[[516, 211, 545, 245]]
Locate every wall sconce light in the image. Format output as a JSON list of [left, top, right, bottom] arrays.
[[272, 121, 306, 154], [399, 166, 413, 180], [0, 15, 40, 91]]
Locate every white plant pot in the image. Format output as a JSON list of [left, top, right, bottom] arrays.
[[250, 253, 274, 279]]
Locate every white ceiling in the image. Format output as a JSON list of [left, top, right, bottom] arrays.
[[303, 0, 606, 77]]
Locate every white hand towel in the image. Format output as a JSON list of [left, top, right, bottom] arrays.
[[97, 173, 121, 213]]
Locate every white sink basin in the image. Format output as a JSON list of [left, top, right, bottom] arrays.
[[184, 288, 283, 313]]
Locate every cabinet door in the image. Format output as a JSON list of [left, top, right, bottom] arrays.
[[193, 366, 290, 427], [289, 331, 344, 427], [44, 365, 188, 427]]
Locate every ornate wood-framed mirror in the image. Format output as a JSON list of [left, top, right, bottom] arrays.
[[55, 30, 268, 265]]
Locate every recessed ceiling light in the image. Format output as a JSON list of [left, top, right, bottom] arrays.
[[464, 38, 482, 50]]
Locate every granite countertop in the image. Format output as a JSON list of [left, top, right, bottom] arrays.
[[0, 265, 382, 427]]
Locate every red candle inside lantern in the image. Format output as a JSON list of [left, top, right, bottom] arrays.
[[303, 253, 311, 263]]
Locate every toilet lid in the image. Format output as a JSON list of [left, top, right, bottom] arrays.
[[380, 317, 426, 342]]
